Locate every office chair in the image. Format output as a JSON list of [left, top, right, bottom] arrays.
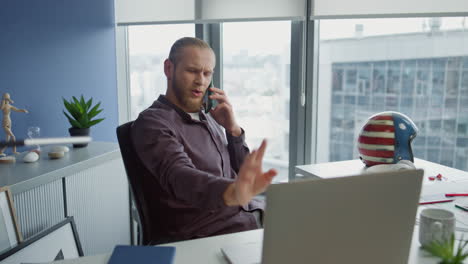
[[116, 121, 154, 245]]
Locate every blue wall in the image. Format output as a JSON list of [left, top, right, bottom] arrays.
[[0, 0, 118, 153]]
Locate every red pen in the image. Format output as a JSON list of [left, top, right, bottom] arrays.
[[445, 193, 468, 197], [419, 199, 454, 205], [420, 194, 455, 205]]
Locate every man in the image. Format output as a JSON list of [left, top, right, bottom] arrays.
[[131, 37, 277, 243]]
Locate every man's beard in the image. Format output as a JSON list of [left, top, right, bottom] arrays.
[[172, 74, 203, 113]]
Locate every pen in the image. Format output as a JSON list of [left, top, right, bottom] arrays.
[[419, 199, 454, 205], [445, 193, 468, 197], [455, 204, 468, 212]]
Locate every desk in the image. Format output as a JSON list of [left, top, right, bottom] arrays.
[[296, 158, 468, 232], [49, 227, 448, 264], [50, 175, 468, 264], [295, 158, 468, 183], [48, 159, 468, 264]]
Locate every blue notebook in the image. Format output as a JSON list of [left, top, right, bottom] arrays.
[[108, 245, 176, 264]]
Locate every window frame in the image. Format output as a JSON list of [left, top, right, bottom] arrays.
[[116, 13, 468, 179], [116, 21, 310, 181]]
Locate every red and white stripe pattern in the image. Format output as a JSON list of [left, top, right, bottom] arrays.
[[358, 113, 396, 166]]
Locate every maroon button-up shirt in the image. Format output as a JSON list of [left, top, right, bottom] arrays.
[[131, 95, 263, 242]]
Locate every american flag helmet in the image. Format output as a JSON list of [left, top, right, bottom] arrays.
[[358, 111, 418, 167]]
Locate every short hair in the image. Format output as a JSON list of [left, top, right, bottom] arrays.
[[168, 37, 213, 66]]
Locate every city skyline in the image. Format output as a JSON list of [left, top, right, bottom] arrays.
[[128, 19, 468, 179]]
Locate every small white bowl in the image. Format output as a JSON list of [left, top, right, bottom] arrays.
[[51, 146, 69, 153], [48, 151, 65, 159]]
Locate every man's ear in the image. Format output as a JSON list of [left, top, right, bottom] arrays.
[[164, 59, 174, 80]]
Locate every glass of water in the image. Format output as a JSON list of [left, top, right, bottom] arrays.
[[27, 126, 41, 151]]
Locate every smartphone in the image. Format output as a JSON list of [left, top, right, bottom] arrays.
[[203, 80, 218, 113]]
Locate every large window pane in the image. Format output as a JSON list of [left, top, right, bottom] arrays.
[[128, 24, 195, 119], [223, 21, 291, 182], [317, 17, 468, 171]]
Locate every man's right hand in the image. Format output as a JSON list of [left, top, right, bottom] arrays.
[[223, 139, 277, 206]]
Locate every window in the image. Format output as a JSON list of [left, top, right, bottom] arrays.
[[222, 21, 291, 182], [128, 24, 195, 119], [316, 17, 468, 170]]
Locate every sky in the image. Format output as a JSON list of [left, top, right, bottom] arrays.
[[320, 17, 467, 39], [128, 24, 195, 56], [128, 21, 291, 56]]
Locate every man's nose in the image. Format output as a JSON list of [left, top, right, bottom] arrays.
[[194, 73, 206, 85]]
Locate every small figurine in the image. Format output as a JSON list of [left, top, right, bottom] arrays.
[[0, 93, 28, 156]]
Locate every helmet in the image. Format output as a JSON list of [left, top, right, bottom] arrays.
[[358, 111, 418, 167]]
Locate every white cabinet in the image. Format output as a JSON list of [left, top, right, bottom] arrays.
[[1, 142, 130, 256]]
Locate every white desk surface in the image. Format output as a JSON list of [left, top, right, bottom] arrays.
[[295, 158, 468, 203], [50, 159, 468, 264], [51, 180, 468, 264], [295, 158, 468, 184], [50, 227, 449, 264]]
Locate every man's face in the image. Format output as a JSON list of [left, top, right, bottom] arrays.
[[170, 47, 215, 113]]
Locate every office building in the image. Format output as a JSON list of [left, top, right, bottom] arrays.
[[321, 24, 468, 170]]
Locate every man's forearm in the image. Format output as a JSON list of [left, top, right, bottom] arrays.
[[226, 127, 249, 173]]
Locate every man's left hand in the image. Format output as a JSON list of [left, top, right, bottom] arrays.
[[208, 87, 242, 137], [223, 139, 277, 206]]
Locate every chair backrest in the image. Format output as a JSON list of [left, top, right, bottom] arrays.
[[116, 121, 153, 245]]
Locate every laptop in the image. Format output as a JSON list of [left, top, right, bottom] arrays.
[[222, 169, 424, 264]]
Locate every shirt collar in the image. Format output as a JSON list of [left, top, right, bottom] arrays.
[[155, 95, 208, 122]]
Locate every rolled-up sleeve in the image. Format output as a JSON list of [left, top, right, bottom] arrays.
[[132, 116, 234, 210]]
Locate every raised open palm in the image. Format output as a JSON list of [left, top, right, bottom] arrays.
[[233, 139, 277, 206]]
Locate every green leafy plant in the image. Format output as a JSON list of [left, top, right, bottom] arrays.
[[63, 95, 105, 129], [422, 235, 468, 264]]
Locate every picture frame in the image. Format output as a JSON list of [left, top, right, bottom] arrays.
[[0, 186, 22, 253], [0, 216, 83, 263]]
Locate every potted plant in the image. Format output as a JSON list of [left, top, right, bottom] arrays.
[[63, 95, 104, 147], [422, 235, 468, 264]]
